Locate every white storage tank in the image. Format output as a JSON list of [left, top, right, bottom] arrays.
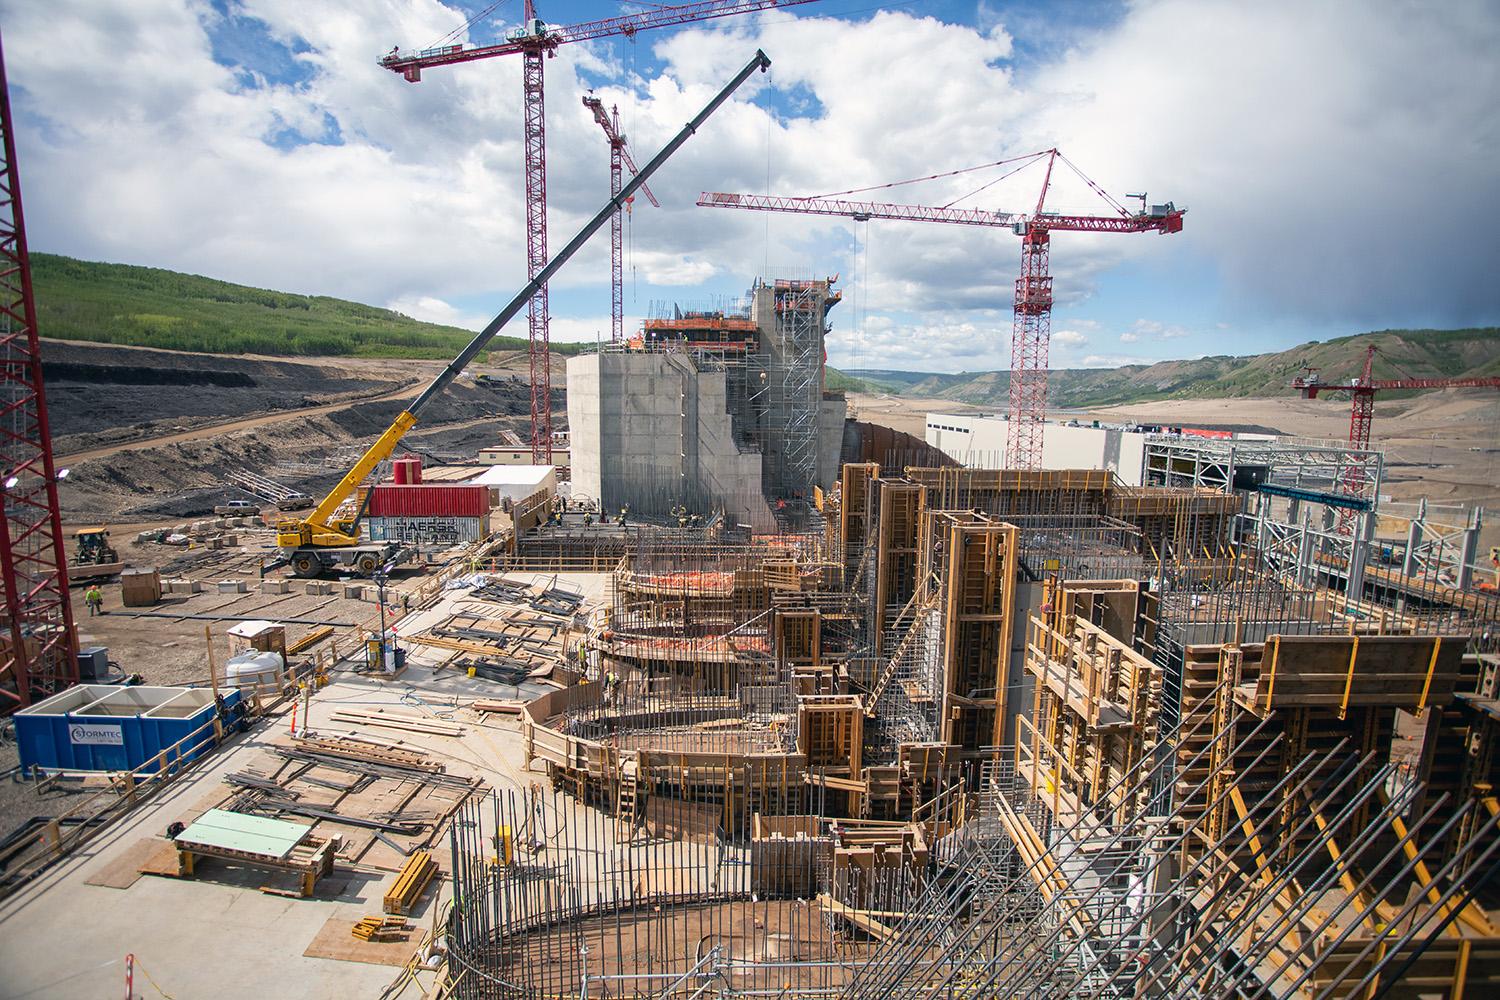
[[225, 650, 284, 695]]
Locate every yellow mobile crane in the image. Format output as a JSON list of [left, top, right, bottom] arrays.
[[273, 50, 771, 578]]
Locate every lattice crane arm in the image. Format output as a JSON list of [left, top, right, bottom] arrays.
[[583, 96, 659, 207], [696, 191, 1185, 233], [380, 0, 814, 81]]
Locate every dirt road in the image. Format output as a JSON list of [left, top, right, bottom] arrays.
[[57, 379, 421, 464]]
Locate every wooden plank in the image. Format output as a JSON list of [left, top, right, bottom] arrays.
[[815, 892, 898, 940]]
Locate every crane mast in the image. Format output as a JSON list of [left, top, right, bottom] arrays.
[[382, 0, 814, 463], [0, 30, 78, 707], [584, 97, 659, 343]]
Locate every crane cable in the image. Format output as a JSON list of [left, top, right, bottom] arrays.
[[426, 0, 515, 51], [807, 149, 1049, 200]]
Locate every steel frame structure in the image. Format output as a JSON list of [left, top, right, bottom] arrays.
[[1144, 434, 1382, 598], [0, 33, 77, 708]]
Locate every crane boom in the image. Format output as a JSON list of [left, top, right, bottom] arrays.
[[380, 1, 811, 80], [277, 49, 774, 572], [696, 192, 1185, 233]]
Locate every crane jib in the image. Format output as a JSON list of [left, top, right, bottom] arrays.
[[407, 49, 769, 417], [289, 49, 772, 552]]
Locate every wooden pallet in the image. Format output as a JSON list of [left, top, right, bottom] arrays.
[[352, 914, 410, 942]]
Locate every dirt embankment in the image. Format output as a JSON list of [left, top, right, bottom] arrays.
[[47, 341, 562, 523]]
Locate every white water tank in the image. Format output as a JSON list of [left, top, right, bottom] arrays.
[[225, 650, 284, 692]]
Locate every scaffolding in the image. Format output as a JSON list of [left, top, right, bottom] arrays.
[[762, 278, 830, 501], [433, 449, 1500, 999]]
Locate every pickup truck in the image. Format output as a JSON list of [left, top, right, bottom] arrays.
[[213, 499, 261, 515], [275, 493, 315, 511]]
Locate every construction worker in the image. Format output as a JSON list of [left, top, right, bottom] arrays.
[[603, 668, 620, 703], [84, 584, 104, 616]]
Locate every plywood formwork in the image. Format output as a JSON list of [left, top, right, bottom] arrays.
[[1018, 610, 1162, 832], [839, 462, 880, 577], [906, 466, 1112, 517], [924, 510, 1019, 754], [873, 477, 924, 649]]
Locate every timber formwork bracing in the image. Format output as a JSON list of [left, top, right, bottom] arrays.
[[441, 458, 1498, 1000]]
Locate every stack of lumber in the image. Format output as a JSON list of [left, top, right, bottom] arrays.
[[291, 734, 444, 772], [383, 850, 439, 915], [329, 707, 465, 737]]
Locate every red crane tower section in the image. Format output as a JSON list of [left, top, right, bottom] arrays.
[[382, 0, 816, 463], [583, 96, 659, 343], [1291, 344, 1500, 517], [0, 33, 78, 708], [698, 148, 1185, 468]]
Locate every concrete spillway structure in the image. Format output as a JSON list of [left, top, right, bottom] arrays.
[[567, 275, 846, 527]]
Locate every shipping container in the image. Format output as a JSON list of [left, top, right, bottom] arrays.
[[366, 483, 490, 517], [365, 514, 487, 545]]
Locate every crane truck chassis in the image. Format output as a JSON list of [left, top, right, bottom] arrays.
[[273, 50, 772, 578]]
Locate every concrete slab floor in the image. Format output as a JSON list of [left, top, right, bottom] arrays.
[[0, 571, 611, 999]]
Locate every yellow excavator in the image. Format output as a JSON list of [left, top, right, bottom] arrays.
[[272, 51, 771, 578]]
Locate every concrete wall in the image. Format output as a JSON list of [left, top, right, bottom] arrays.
[[567, 352, 774, 529], [924, 413, 1149, 485], [818, 393, 847, 489]]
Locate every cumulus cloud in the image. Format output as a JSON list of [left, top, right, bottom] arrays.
[[1081, 353, 1152, 368], [387, 294, 486, 330], [1054, 329, 1089, 347], [3, 0, 1495, 372]]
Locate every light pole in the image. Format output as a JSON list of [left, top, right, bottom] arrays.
[[373, 561, 395, 672]]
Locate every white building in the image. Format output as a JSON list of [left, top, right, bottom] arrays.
[[925, 413, 1151, 485]]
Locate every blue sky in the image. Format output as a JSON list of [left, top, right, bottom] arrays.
[[5, 1, 1496, 374]]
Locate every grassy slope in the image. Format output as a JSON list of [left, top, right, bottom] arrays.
[[31, 253, 587, 361], [843, 328, 1500, 407]]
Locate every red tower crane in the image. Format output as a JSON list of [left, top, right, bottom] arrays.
[[583, 96, 659, 343], [0, 32, 79, 708], [1291, 344, 1500, 514], [698, 149, 1185, 468], [382, 0, 816, 463]]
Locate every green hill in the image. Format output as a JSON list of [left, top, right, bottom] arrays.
[[30, 253, 586, 361], [842, 328, 1500, 408]]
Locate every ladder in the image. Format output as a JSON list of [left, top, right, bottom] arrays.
[[865, 584, 939, 717], [617, 754, 641, 837]]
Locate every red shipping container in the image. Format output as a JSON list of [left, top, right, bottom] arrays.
[[366, 484, 489, 517]]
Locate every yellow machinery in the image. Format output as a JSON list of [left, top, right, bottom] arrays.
[[271, 51, 771, 578]]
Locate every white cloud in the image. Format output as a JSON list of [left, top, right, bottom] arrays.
[[1128, 318, 1190, 341], [386, 294, 485, 330], [1054, 329, 1089, 347], [3, 0, 1495, 362], [1081, 353, 1153, 368]]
